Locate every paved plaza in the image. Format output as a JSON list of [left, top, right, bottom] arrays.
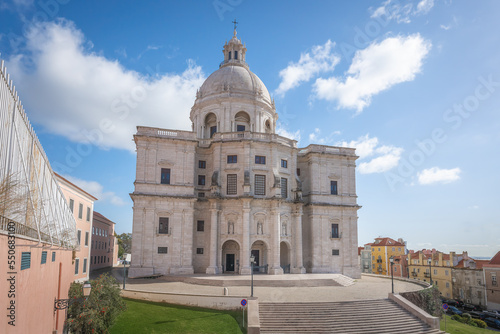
[[111, 267, 426, 303]]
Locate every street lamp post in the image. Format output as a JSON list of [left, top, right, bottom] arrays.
[[123, 260, 127, 290], [54, 281, 92, 312], [428, 258, 433, 285], [389, 256, 394, 294], [250, 254, 255, 297]]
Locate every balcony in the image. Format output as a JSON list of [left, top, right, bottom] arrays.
[[424, 272, 431, 278], [376, 259, 383, 263], [411, 272, 418, 277]]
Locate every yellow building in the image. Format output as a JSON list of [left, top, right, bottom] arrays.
[[367, 237, 406, 275], [408, 250, 467, 298]]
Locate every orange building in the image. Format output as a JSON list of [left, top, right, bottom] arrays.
[[366, 237, 406, 275]]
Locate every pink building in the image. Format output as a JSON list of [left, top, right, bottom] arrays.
[[91, 212, 118, 271], [55, 173, 98, 282], [484, 251, 500, 311]]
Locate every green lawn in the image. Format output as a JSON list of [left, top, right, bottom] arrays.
[[440, 315, 492, 334], [110, 298, 246, 334]]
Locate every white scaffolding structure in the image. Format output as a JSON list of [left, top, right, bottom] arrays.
[[0, 59, 77, 249]]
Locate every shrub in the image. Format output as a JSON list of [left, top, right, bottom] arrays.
[[472, 319, 487, 328], [66, 274, 126, 334], [451, 314, 463, 322], [462, 313, 472, 323]]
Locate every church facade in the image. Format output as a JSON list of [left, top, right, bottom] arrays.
[[129, 30, 361, 278]]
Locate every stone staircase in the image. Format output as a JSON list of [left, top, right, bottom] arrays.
[[259, 299, 446, 334]]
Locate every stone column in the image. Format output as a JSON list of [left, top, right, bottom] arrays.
[[240, 200, 251, 274], [178, 202, 194, 274], [292, 206, 306, 274], [270, 205, 283, 274], [206, 203, 219, 274]]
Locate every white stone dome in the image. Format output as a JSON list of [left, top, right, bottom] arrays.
[[196, 64, 272, 107]]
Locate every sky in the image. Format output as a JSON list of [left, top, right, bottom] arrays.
[[1, 0, 499, 258]]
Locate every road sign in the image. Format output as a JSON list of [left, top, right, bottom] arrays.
[[442, 303, 449, 310], [241, 299, 247, 307]]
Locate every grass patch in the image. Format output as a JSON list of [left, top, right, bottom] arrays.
[[440, 315, 491, 334], [110, 298, 246, 334]]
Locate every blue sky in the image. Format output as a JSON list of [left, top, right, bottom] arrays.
[[1, 0, 499, 257]]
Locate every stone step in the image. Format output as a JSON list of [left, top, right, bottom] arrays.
[[259, 299, 446, 334]]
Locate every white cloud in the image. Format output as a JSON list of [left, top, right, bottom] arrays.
[[308, 128, 340, 145], [7, 20, 205, 152], [440, 24, 451, 30], [314, 34, 431, 112], [275, 40, 339, 96], [371, 0, 434, 23], [416, 0, 434, 14], [336, 134, 403, 174], [276, 123, 301, 142], [417, 167, 461, 185], [63, 175, 127, 206]]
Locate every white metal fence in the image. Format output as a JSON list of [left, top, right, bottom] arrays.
[[0, 59, 77, 248]]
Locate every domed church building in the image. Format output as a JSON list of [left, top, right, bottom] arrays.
[[129, 28, 361, 278]]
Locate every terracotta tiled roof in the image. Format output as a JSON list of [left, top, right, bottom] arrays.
[[93, 211, 115, 225], [371, 237, 405, 247], [490, 251, 500, 265], [475, 260, 489, 269]]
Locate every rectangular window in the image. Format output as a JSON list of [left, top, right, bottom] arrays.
[[198, 175, 206, 186], [86, 207, 91, 222], [477, 290, 482, 298], [331, 224, 339, 238], [280, 178, 287, 198], [281, 159, 288, 168], [17, 253, 30, 271], [83, 258, 87, 273], [199, 160, 206, 169], [197, 248, 204, 254], [445, 270, 449, 276], [75, 259, 79, 275], [296, 168, 300, 176], [234, 51, 238, 59], [158, 217, 169, 234], [198, 192, 205, 198], [237, 125, 245, 132], [69, 199, 74, 213], [227, 174, 237, 195], [158, 247, 168, 254], [434, 269, 437, 275], [77, 230, 82, 245], [197, 220, 205, 232], [392, 247, 395, 251], [492, 273, 497, 286], [41, 251, 47, 264], [210, 126, 217, 138], [52, 251, 56, 262], [78, 203, 83, 219], [161, 168, 171, 184], [332, 249, 340, 256], [255, 156, 266, 164], [255, 174, 266, 196], [331, 181, 338, 195], [227, 155, 237, 163]]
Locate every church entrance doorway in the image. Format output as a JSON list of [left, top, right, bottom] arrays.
[[222, 240, 240, 273], [251, 250, 259, 271], [280, 241, 290, 273], [226, 254, 235, 272]]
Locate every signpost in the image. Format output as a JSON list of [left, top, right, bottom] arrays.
[[442, 303, 448, 332], [241, 299, 247, 328]]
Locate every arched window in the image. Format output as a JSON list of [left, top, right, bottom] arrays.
[[204, 113, 217, 138], [234, 111, 250, 132]]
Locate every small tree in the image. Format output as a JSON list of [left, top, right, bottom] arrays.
[[66, 274, 126, 333], [116, 233, 132, 258]]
